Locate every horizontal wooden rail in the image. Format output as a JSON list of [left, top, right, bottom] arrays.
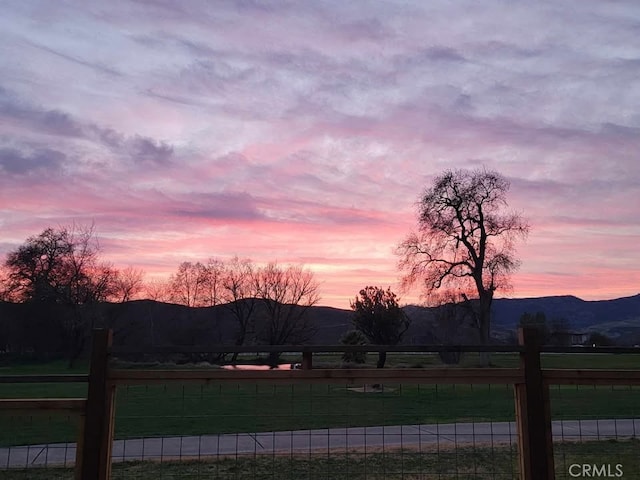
[[109, 367, 524, 385], [0, 374, 88, 383], [0, 398, 87, 412], [110, 344, 640, 356], [541, 346, 640, 354], [543, 369, 640, 385], [110, 344, 525, 354]]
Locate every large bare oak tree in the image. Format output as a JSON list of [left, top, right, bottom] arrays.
[[397, 169, 528, 364]]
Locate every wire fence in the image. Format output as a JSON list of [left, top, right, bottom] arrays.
[[2, 385, 639, 479], [0, 377, 86, 479], [110, 381, 520, 479], [2, 331, 640, 479], [0, 412, 79, 471], [549, 384, 640, 479]]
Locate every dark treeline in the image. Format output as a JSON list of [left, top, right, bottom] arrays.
[[0, 225, 320, 366]]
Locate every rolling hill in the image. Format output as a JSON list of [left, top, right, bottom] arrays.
[[1, 294, 639, 357]]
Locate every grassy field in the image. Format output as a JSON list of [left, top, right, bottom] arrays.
[[1, 440, 638, 479], [283, 351, 640, 370], [1, 354, 639, 447], [4, 350, 639, 373]]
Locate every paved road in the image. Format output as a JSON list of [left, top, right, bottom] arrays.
[[2, 418, 638, 468]]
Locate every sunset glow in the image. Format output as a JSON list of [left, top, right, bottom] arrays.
[[1, 2, 639, 308]]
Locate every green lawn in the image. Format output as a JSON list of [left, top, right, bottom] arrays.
[[282, 351, 640, 369], [1, 440, 638, 480], [0, 360, 88, 376], [112, 383, 517, 439]]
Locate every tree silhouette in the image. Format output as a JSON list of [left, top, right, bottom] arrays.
[[254, 263, 320, 363], [351, 286, 410, 368], [397, 169, 528, 365], [2, 224, 118, 365], [339, 329, 368, 364], [222, 256, 258, 361], [168, 262, 209, 307], [113, 266, 145, 302], [3, 225, 117, 304]]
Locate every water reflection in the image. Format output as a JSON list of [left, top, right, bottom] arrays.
[[222, 363, 298, 370]]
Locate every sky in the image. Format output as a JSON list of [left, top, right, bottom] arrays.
[[1, 1, 639, 309]]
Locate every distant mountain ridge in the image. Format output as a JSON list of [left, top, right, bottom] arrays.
[[1, 294, 639, 355], [318, 294, 640, 344], [490, 294, 640, 339]]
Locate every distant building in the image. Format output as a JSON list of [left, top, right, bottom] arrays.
[[548, 331, 589, 346]]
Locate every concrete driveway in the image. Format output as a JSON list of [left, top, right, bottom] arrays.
[[1, 418, 638, 468]]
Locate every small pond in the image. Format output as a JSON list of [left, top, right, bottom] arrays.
[[222, 363, 299, 370]]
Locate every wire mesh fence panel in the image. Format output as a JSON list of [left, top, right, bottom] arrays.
[[0, 411, 80, 479], [549, 383, 640, 479], [110, 379, 520, 479], [3, 333, 640, 479]]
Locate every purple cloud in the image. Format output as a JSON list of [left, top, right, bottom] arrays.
[[0, 89, 84, 138], [0, 147, 65, 175], [1, 86, 174, 168], [1, 1, 639, 306]]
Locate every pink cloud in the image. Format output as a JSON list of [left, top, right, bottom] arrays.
[[1, 2, 639, 308]]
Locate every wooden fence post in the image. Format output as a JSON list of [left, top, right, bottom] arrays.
[[302, 351, 313, 370], [515, 327, 555, 480], [74, 409, 85, 480], [79, 329, 115, 480]]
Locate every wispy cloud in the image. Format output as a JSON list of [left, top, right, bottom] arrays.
[[0, 147, 65, 175], [23, 40, 123, 77], [1, 1, 639, 306]]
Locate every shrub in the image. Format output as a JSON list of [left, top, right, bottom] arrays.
[[340, 330, 367, 364]]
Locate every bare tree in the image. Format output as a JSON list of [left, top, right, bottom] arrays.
[[138, 278, 173, 347], [221, 256, 258, 361], [168, 261, 209, 307], [144, 278, 172, 302], [168, 260, 227, 307], [351, 286, 410, 368], [397, 169, 529, 365], [428, 291, 473, 364], [0, 265, 15, 302], [254, 263, 320, 362], [201, 258, 225, 307], [112, 266, 145, 303]]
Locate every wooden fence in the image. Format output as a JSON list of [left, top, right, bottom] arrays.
[[1, 327, 640, 480]]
